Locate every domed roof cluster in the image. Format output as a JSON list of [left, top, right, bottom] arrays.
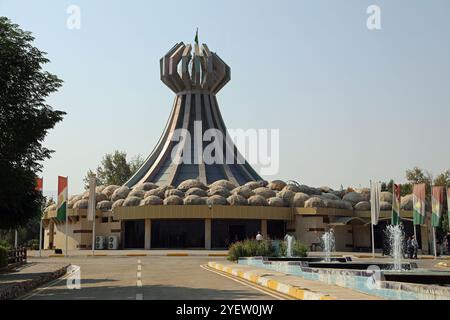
[[44, 179, 415, 213]]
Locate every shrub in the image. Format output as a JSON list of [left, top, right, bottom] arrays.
[[0, 246, 8, 268], [292, 241, 308, 257], [0, 240, 11, 249], [228, 239, 277, 261]]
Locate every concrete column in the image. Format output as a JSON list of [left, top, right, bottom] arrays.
[[48, 221, 54, 249], [145, 219, 151, 250], [205, 218, 211, 250], [261, 220, 268, 238]]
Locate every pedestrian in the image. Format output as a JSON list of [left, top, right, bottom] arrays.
[[411, 235, 419, 259], [406, 237, 412, 259], [447, 232, 450, 255], [256, 231, 263, 242]]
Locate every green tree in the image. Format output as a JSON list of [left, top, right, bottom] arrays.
[[84, 151, 144, 188], [0, 17, 65, 229], [434, 170, 450, 187]]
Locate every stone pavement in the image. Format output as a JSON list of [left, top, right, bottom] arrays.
[[0, 262, 69, 300], [207, 261, 382, 300]]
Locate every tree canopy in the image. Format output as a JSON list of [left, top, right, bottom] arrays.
[[84, 151, 144, 188], [0, 17, 65, 229]]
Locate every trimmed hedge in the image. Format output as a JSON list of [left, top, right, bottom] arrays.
[[228, 239, 308, 261]]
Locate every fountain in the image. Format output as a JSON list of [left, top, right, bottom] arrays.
[[385, 224, 405, 271], [284, 234, 295, 258], [321, 229, 335, 263]]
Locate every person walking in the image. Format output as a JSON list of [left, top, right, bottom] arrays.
[[256, 231, 263, 243], [406, 237, 413, 259], [411, 235, 419, 259]]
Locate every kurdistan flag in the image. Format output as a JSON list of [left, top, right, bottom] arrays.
[[57, 176, 68, 221], [431, 186, 444, 228], [413, 183, 426, 226], [392, 184, 401, 225]]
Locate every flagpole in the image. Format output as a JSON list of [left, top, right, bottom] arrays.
[[39, 216, 43, 258], [92, 215, 96, 256], [65, 178, 69, 258], [370, 180, 375, 258]]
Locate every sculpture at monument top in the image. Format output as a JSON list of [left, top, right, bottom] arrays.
[[160, 41, 230, 94]]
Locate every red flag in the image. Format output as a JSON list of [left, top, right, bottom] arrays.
[[36, 177, 43, 191]]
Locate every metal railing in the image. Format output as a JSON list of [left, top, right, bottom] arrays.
[[7, 248, 27, 266]]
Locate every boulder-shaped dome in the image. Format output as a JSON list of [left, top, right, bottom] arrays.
[[95, 185, 106, 193], [123, 196, 142, 207], [380, 201, 392, 211], [401, 194, 413, 210], [185, 187, 207, 197], [304, 197, 326, 208], [267, 197, 285, 207], [128, 190, 146, 199], [355, 201, 371, 211], [209, 180, 237, 191], [277, 189, 295, 206], [253, 187, 276, 199], [292, 192, 310, 207], [323, 199, 349, 209], [342, 192, 366, 205], [231, 186, 254, 199], [227, 195, 248, 206], [207, 186, 231, 198], [380, 192, 393, 204], [102, 185, 120, 199], [134, 182, 158, 191], [164, 195, 184, 205], [297, 185, 314, 195], [178, 179, 207, 191], [320, 193, 341, 201], [331, 190, 345, 199], [206, 195, 228, 206], [165, 189, 185, 198], [184, 195, 203, 205], [144, 188, 165, 199], [355, 188, 371, 201], [283, 185, 302, 193], [318, 186, 334, 193], [111, 186, 130, 202], [140, 196, 163, 206], [112, 199, 125, 209], [268, 180, 287, 191], [74, 199, 89, 209], [95, 193, 108, 202], [248, 195, 267, 206], [244, 180, 267, 190], [97, 200, 113, 211]]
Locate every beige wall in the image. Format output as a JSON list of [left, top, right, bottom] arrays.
[[43, 212, 121, 250]]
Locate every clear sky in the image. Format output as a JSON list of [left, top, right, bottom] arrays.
[[1, 0, 450, 196]]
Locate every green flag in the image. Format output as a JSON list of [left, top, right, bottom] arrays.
[[431, 186, 444, 228], [194, 28, 199, 45]]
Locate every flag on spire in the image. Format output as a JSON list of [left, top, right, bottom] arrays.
[[194, 28, 199, 45]]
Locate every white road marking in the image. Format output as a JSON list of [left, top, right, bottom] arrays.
[[136, 259, 143, 300], [200, 265, 287, 300]]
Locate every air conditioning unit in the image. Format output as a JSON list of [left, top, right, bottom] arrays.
[[108, 235, 119, 250], [95, 236, 105, 250]]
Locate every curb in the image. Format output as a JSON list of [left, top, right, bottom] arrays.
[[126, 254, 148, 257], [0, 264, 70, 300], [207, 262, 336, 300]]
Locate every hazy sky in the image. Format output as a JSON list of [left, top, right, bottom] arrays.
[[2, 0, 450, 195]]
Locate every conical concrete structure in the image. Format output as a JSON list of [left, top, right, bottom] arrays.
[[125, 42, 262, 188]]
